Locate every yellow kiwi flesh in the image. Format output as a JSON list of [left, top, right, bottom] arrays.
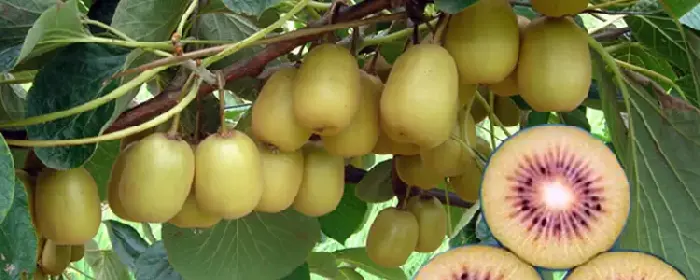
[[565, 251, 686, 280], [169, 191, 222, 228], [415, 245, 541, 279], [118, 133, 194, 223], [252, 67, 312, 152], [322, 71, 381, 156], [256, 146, 305, 213], [444, 0, 520, 84], [35, 168, 100, 245], [395, 155, 444, 190], [518, 17, 591, 112], [292, 144, 345, 217], [40, 239, 71, 276], [489, 15, 531, 97], [407, 196, 447, 252], [531, 0, 589, 17], [196, 130, 263, 220], [380, 43, 459, 149], [366, 208, 419, 267], [292, 44, 362, 136]]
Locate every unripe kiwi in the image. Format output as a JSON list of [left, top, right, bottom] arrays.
[[518, 16, 591, 112], [196, 130, 263, 220], [444, 0, 520, 84], [407, 196, 448, 252], [252, 68, 312, 152], [489, 15, 531, 97], [420, 113, 478, 177], [366, 207, 419, 267], [255, 145, 304, 213], [395, 155, 444, 190], [168, 191, 222, 228], [70, 244, 84, 262], [531, 0, 589, 17], [118, 132, 194, 223], [40, 239, 71, 276], [35, 168, 100, 245], [322, 71, 381, 156], [292, 43, 362, 136], [16, 170, 40, 237], [380, 43, 459, 149], [494, 96, 521, 126], [449, 161, 483, 203], [292, 144, 345, 217]]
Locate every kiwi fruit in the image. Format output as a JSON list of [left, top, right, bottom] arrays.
[[475, 137, 493, 159], [395, 155, 444, 190], [380, 43, 459, 149], [372, 126, 421, 155], [168, 190, 222, 228], [365, 207, 419, 267], [457, 82, 478, 109], [467, 89, 490, 123], [35, 168, 100, 245], [292, 144, 345, 217], [117, 132, 194, 223], [444, 0, 520, 84], [16, 170, 40, 236], [196, 130, 263, 220], [107, 147, 135, 221], [420, 112, 478, 177], [489, 15, 531, 97], [494, 96, 521, 126], [322, 71, 381, 156], [518, 17, 591, 112], [255, 145, 304, 213], [252, 67, 312, 152], [449, 161, 483, 203], [531, 0, 589, 17], [407, 196, 448, 252], [565, 251, 686, 279], [481, 125, 630, 269], [414, 245, 541, 279], [119, 128, 155, 151], [39, 239, 71, 276], [69, 244, 84, 262], [292, 43, 362, 136]]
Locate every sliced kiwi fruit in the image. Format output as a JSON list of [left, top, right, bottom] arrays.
[[196, 130, 263, 220], [449, 161, 483, 203], [488, 15, 531, 97], [366, 207, 419, 267], [372, 126, 420, 155], [518, 16, 591, 112], [494, 96, 521, 127], [565, 251, 686, 279], [292, 43, 362, 136], [39, 239, 71, 276], [168, 190, 222, 228], [380, 43, 459, 149], [407, 196, 448, 252], [530, 0, 589, 17], [322, 71, 381, 156], [481, 125, 630, 269], [292, 144, 345, 217], [69, 244, 84, 262], [395, 155, 444, 190], [118, 132, 194, 223], [35, 168, 101, 245], [251, 67, 312, 152], [255, 144, 305, 213], [414, 244, 541, 279], [420, 112, 478, 177]]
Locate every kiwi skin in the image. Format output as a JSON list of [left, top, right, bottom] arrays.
[[395, 155, 444, 190], [35, 168, 101, 245], [292, 144, 345, 217], [107, 146, 135, 221], [255, 145, 305, 213], [39, 239, 71, 276], [420, 113, 478, 178], [366, 208, 420, 267], [168, 191, 222, 228], [530, 0, 589, 17], [372, 126, 421, 155], [494, 96, 521, 126], [489, 15, 531, 97], [70, 244, 84, 262], [407, 196, 448, 252], [448, 161, 482, 203]]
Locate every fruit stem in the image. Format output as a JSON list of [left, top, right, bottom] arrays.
[[168, 73, 197, 137], [488, 91, 498, 150], [431, 14, 450, 45], [217, 71, 228, 135], [177, 0, 199, 38]]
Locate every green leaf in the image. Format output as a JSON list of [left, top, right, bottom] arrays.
[[449, 209, 479, 249], [26, 43, 129, 169], [86, 0, 121, 34], [85, 250, 131, 280], [195, 13, 260, 70], [0, 177, 37, 280], [16, 0, 89, 66], [434, 0, 479, 14], [106, 220, 149, 270], [617, 76, 700, 280], [660, 0, 699, 19], [162, 210, 321, 280], [306, 252, 338, 279], [525, 112, 550, 127], [319, 184, 368, 245], [354, 159, 394, 203], [220, 0, 283, 16], [680, 4, 700, 29], [84, 140, 120, 201], [0, 133, 14, 223], [560, 106, 591, 131], [280, 263, 310, 280], [134, 241, 183, 280], [625, 14, 693, 72], [0, 75, 27, 123], [110, 0, 190, 41], [609, 43, 678, 89], [0, 0, 56, 71], [334, 248, 407, 280]]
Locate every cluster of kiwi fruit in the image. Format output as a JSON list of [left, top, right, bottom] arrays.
[[16, 168, 97, 278]]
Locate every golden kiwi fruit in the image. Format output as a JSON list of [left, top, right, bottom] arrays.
[[530, 0, 589, 17], [292, 43, 362, 136], [322, 71, 382, 156], [292, 144, 345, 217], [489, 15, 531, 97], [444, 0, 520, 84], [107, 146, 135, 221], [117, 132, 195, 223], [395, 155, 444, 190], [420, 112, 478, 177], [39, 239, 71, 276], [449, 161, 483, 203], [380, 43, 459, 149], [457, 82, 478, 108], [196, 130, 263, 220], [252, 67, 312, 152], [35, 168, 100, 245], [372, 124, 421, 155], [407, 196, 448, 252], [365, 207, 419, 267], [168, 190, 222, 228], [255, 145, 305, 213]]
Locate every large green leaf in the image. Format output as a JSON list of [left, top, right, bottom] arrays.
[[306, 252, 338, 279], [84, 140, 120, 201], [110, 0, 190, 42], [85, 250, 131, 280], [162, 210, 321, 280], [617, 76, 700, 279], [195, 13, 260, 70], [0, 0, 55, 71], [280, 263, 310, 280], [106, 220, 149, 270], [333, 247, 407, 280], [220, 0, 283, 16], [0, 134, 13, 223], [0, 75, 27, 123], [319, 184, 368, 245], [609, 43, 679, 89], [625, 14, 694, 72], [354, 159, 394, 203], [0, 177, 37, 280], [134, 241, 183, 280], [25, 43, 129, 169], [660, 0, 699, 19], [434, 0, 479, 14], [16, 0, 89, 67]]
